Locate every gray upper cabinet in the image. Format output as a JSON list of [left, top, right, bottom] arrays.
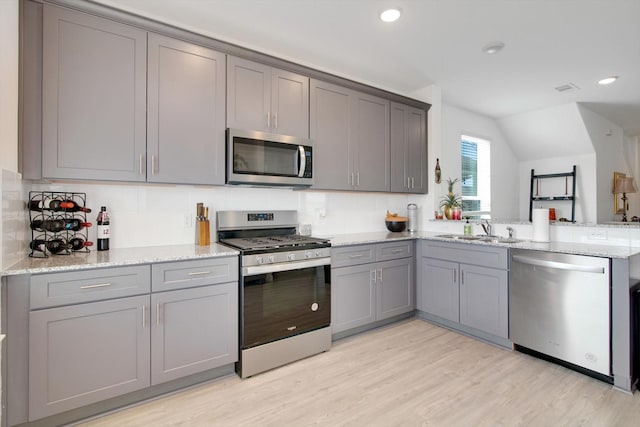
[[227, 56, 309, 138], [390, 102, 427, 193], [42, 5, 147, 181], [147, 34, 226, 185], [310, 79, 352, 190], [310, 79, 390, 192]]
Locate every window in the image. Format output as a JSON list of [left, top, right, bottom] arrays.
[[461, 134, 491, 218]]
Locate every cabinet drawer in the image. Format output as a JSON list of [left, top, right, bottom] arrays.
[[152, 257, 238, 292], [30, 265, 151, 309], [376, 240, 414, 261], [421, 240, 508, 270], [331, 245, 376, 268]]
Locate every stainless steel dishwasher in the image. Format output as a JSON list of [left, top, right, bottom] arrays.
[[509, 249, 611, 377]]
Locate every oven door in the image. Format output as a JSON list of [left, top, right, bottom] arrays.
[[241, 259, 330, 349], [226, 128, 313, 187]]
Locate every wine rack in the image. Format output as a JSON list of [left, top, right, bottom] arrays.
[[28, 191, 91, 258]]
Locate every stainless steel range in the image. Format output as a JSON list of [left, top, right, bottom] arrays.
[[217, 210, 331, 378]]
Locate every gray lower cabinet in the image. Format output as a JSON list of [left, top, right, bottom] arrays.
[[41, 4, 147, 181], [147, 33, 226, 185], [7, 256, 239, 425], [28, 295, 151, 421], [418, 240, 509, 346], [150, 282, 238, 385], [311, 79, 390, 191], [227, 56, 309, 138], [390, 102, 427, 193], [331, 241, 414, 336]]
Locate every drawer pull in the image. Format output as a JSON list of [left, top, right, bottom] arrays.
[[391, 249, 404, 253], [80, 282, 112, 289], [142, 305, 147, 329], [349, 254, 364, 259], [188, 271, 211, 276]]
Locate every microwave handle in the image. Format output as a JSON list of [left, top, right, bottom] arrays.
[[298, 146, 306, 178]]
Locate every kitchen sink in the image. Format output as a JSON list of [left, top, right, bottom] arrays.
[[435, 234, 523, 244]]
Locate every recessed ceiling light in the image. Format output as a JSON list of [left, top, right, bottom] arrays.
[[598, 76, 618, 85], [482, 42, 505, 55], [380, 8, 401, 23]]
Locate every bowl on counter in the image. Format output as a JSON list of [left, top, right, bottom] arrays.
[[385, 220, 407, 232]]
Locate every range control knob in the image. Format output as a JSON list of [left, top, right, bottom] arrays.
[[287, 253, 296, 261], [315, 250, 324, 257], [268, 255, 276, 263], [305, 251, 313, 259], [256, 256, 264, 265]]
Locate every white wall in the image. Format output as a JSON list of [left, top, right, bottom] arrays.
[[578, 104, 630, 223], [440, 104, 519, 220]]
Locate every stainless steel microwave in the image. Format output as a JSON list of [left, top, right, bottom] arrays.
[[226, 128, 313, 187]]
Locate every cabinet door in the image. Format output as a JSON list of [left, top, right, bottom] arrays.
[[310, 79, 352, 190], [42, 5, 147, 181], [147, 34, 226, 185], [390, 102, 427, 193], [418, 258, 459, 323], [331, 264, 375, 333], [271, 68, 309, 138], [459, 264, 508, 338], [151, 283, 238, 385], [28, 295, 150, 421], [353, 93, 389, 191], [226, 56, 271, 132], [377, 258, 414, 320], [406, 106, 427, 193]]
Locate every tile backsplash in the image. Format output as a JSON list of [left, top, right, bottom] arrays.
[[1, 169, 28, 270]]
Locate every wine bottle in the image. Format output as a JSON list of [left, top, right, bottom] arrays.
[[97, 206, 110, 251], [29, 239, 47, 253], [29, 199, 64, 212], [69, 237, 94, 251], [58, 200, 92, 213], [435, 158, 442, 184], [46, 239, 72, 254], [31, 219, 92, 233]]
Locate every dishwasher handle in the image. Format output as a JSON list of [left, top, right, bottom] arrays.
[[512, 254, 605, 274]]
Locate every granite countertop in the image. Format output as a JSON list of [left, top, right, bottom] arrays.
[[326, 231, 640, 259], [2, 243, 238, 276]]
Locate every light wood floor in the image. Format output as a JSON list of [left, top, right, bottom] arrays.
[[76, 319, 640, 426]]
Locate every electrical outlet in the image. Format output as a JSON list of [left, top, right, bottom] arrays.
[[183, 213, 193, 228], [589, 230, 607, 240]]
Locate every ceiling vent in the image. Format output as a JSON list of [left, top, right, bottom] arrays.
[[555, 83, 580, 92]]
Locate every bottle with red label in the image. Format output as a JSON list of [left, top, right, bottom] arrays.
[[96, 206, 110, 251]]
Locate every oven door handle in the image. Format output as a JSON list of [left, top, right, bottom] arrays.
[[243, 257, 330, 276]]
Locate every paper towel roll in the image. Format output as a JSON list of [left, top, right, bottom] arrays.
[[532, 208, 550, 242]]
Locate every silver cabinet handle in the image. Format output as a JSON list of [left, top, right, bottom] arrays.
[[461, 270, 464, 285], [453, 269, 457, 283], [512, 255, 605, 274], [80, 282, 112, 289], [351, 172, 355, 186], [356, 172, 360, 186], [188, 271, 211, 276], [156, 303, 161, 325], [139, 154, 144, 175], [266, 112, 271, 128], [411, 177, 415, 188], [407, 176, 411, 189], [378, 268, 382, 282], [142, 305, 147, 329], [151, 155, 157, 175], [274, 113, 278, 129], [349, 254, 364, 259], [371, 269, 376, 283]]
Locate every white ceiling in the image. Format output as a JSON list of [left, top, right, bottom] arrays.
[[92, 0, 640, 137]]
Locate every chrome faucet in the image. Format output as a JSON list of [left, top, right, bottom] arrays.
[[506, 226, 514, 238], [481, 220, 493, 237]]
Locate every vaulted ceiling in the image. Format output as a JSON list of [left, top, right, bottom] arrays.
[[92, 0, 640, 136]]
